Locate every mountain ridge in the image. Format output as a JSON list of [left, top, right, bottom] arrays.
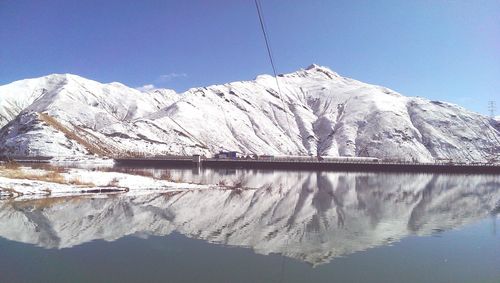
[[0, 65, 498, 162]]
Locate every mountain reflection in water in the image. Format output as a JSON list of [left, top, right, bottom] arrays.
[[0, 170, 498, 266]]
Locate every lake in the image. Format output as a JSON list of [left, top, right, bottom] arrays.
[[0, 167, 499, 283]]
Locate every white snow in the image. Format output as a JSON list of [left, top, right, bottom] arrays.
[[0, 167, 210, 199], [0, 66, 498, 162]]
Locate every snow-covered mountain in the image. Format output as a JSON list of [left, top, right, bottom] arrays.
[[0, 65, 498, 161], [493, 116, 500, 132], [0, 172, 498, 265]]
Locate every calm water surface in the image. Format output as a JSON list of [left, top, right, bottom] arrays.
[[0, 168, 499, 283]]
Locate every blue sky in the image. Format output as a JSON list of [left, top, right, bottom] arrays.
[[1, 0, 499, 114]]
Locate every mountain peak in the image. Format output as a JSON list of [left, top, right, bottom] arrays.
[[304, 64, 338, 75], [279, 64, 339, 80], [305, 63, 322, 70], [41, 73, 84, 82]]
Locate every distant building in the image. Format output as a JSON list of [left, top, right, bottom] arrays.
[[215, 151, 239, 159]]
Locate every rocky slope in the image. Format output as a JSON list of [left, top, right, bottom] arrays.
[[0, 65, 498, 162]]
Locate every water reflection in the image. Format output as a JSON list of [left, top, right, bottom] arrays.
[[0, 170, 498, 265]]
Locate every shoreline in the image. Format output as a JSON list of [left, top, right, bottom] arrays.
[[114, 157, 500, 174], [2, 155, 499, 174], [0, 165, 212, 201]]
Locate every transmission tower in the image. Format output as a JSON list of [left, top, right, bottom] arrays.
[[486, 100, 498, 164], [488, 101, 496, 118]]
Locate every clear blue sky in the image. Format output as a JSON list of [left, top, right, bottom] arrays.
[[1, 0, 499, 114]]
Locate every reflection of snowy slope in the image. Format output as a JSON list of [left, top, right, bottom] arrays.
[[0, 172, 498, 265], [1, 65, 499, 161]]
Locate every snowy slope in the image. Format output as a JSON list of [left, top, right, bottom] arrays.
[[0, 74, 61, 128], [0, 66, 498, 162], [0, 172, 498, 264], [492, 116, 500, 132], [0, 74, 179, 156]]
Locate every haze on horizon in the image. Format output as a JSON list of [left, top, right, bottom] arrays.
[[1, 0, 499, 115]]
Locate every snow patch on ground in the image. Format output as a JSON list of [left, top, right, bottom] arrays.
[[0, 167, 211, 199]]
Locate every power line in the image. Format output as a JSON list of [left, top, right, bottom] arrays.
[[254, 0, 293, 140], [255, 0, 278, 80]]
